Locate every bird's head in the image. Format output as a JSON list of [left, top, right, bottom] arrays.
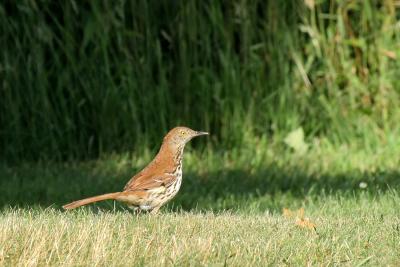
[[163, 126, 208, 150]]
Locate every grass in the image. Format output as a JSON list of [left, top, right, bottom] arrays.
[[1, 138, 400, 265], [1, 196, 399, 266], [1, 1, 399, 161]]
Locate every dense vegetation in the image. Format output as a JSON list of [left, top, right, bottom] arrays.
[[1, 1, 399, 162]]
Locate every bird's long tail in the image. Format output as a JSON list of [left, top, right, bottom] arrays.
[[63, 192, 122, 210]]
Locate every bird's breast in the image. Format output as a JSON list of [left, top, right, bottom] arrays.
[[164, 161, 183, 198]]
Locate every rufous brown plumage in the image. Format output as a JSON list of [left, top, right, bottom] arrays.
[[63, 126, 208, 214]]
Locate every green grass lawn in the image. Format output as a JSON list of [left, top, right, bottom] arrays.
[[1, 138, 400, 266], [1, 197, 399, 266]]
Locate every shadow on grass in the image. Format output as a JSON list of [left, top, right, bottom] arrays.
[[0, 163, 399, 212]]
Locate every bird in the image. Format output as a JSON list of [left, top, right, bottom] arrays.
[[62, 126, 208, 214]]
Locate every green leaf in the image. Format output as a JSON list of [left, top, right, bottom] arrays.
[[284, 127, 308, 154]]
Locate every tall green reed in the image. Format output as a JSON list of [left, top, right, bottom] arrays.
[[0, 1, 399, 162]]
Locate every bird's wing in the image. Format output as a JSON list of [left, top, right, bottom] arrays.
[[123, 151, 177, 192], [124, 172, 176, 192]]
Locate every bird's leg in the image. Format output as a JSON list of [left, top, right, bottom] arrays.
[[128, 205, 142, 215], [150, 206, 161, 215]]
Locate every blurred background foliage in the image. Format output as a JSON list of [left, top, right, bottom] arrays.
[[1, 0, 399, 162]]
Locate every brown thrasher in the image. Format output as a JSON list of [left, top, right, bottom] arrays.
[[63, 126, 208, 214]]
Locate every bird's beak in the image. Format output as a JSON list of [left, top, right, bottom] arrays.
[[195, 131, 209, 136]]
